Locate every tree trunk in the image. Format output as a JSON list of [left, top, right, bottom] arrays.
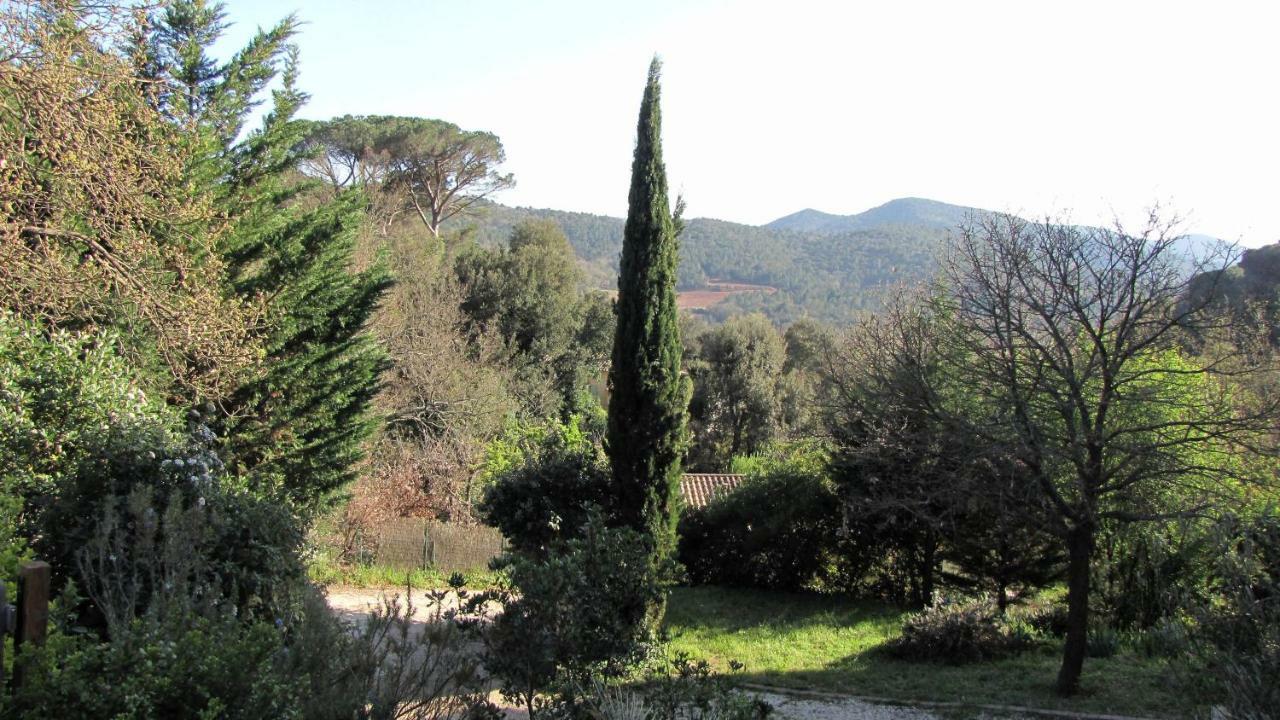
[[919, 538, 937, 608], [1056, 524, 1094, 696]]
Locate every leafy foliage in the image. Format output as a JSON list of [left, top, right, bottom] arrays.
[[478, 416, 612, 555], [686, 314, 786, 470], [0, 2, 258, 397], [0, 314, 179, 584], [679, 457, 849, 592], [1185, 511, 1280, 720], [1090, 520, 1214, 631], [478, 514, 663, 719], [8, 601, 315, 719], [574, 651, 771, 720], [8, 555, 491, 720], [456, 219, 613, 417], [825, 291, 1063, 609]]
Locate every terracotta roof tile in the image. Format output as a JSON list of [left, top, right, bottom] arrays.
[[679, 473, 745, 509]]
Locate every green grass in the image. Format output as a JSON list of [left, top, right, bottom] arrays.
[[307, 552, 503, 590], [663, 586, 1193, 719]]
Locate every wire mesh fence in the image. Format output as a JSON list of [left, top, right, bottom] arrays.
[[371, 519, 506, 572]]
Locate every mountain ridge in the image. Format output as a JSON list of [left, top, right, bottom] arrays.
[[765, 197, 987, 234], [453, 197, 1234, 325]]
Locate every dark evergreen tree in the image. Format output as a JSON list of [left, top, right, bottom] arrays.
[[606, 58, 690, 567], [142, 1, 390, 507]]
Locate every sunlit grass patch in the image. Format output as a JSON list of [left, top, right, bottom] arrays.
[[663, 586, 1191, 719]]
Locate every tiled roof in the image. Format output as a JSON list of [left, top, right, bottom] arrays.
[[679, 473, 745, 509]]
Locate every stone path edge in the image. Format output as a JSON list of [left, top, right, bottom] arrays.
[[737, 682, 1166, 720]]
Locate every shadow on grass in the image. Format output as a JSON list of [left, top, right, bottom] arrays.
[[663, 586, 1191, 719]]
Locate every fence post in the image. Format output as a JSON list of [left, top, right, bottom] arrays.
[[0, 580, 8, 695], [424, 524, 435, 569], [12, 561, 51, 691]]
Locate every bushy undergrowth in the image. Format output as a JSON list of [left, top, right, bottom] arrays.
[[1091, 521, 1214, 632], [1085, 623, 1120, 659], [477, 513, 664, 719], [0, 316, 493, 718], [886, 599, 1034, 664], [1129, 616, 1192, 659], [678, 460, 849, 592], [572, 652, 771, 720], [7, 583, 494, 720], [478, 416, 613, 555], [1185, 512, 1280, 719], [1022, 602, 1070, 638], [0, 316, 176, 580], [8, 595, 315, 719]]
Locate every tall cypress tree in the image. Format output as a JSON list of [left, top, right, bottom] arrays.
[[606, 58, 690, 567]]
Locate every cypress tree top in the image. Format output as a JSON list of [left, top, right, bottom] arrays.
[[606, 57, 690, 563]]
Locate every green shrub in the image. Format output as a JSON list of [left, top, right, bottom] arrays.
[[678, 463, 849, 592], [477, 513, 664, 719], [572, 651, 771, 720], [636, 651, 772, 720], [349, 582, 495, 720], [886, 599, 1034, 664], [74, 483, 307, 630], [5, 554, 492, 720], [1092, 521, 1213, 632], [0, 315, 177, 581], [1187, 511, 1280, 719], [1086, 623, 1120, 658], [1130, 616, 1191, 659], [1022, 603, 1070, 638], [478, 416, 613, 555], [7, 607, 307, 719]]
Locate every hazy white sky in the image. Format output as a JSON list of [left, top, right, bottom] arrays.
[[219, 0, 1280, 245]]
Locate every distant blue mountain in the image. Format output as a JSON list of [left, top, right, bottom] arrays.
[[765, 197, 987, 234], [1173, 233, 1235, 262]]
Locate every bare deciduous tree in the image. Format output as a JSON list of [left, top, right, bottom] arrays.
[[942, 210, 1274, 695]]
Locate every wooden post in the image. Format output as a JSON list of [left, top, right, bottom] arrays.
[[0, 580, 7, 695], [12, 561, 51, 691]]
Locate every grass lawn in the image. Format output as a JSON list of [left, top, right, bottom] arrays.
[[308, 550, 502, 590], [663, 586, 1193, 719]]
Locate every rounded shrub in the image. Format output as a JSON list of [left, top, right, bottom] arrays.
[[678, 465, 847, 592], [886, 599, 1035, 664]]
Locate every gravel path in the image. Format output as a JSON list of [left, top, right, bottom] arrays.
[[749, 690, 948, 720]]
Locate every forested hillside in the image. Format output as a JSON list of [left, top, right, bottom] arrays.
[[454, 199, 951, 323]]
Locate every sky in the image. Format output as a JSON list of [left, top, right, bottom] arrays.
[[217, 0, 1280, 246]]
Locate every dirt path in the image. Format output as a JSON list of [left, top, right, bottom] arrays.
[[326, 585, 439, 623]]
